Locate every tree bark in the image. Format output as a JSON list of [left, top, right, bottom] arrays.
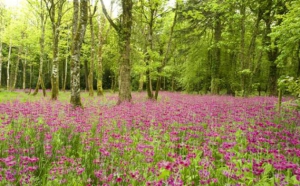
[[138, 73, 144, 92], [63, 54, 68, 91], [155, 3, 178, 100], [263, 0, 278, 96], [70, 0, 88, 107], [240, 3, 246, 96], [7, 39, 12, 91], [248, 10, 262, 96], [84, 59, 89, 91], [297, 41, 300, 77], [100, 0, 133, 104], [211, 14, 222, 95], [29, 63, 32, 94], [97, 12, 108, 96], [0, 41, 2, 88], [44, 0, 66, 100], [11, 47, 21, 91], [33, 5, 47, 96], [88, 1, 97, 96], [23, 50, 27, 91], [145, 2, 155, 99]]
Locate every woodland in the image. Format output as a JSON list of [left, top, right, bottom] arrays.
[[0, 1, 300, 185], [0, 0, 299, 106]]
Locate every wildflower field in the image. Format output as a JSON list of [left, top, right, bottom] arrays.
[[0, 91, 299, 186]]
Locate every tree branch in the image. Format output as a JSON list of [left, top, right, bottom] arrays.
[[99, 0, 119, 32]]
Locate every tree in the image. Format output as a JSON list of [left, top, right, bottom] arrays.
[[0, 2, 3, 88], [100, 0, 133, 104], [44, 0, 67, 100], [96, 11, 107, 96], [87, 0, 98, 96], [70, 0, 88, 107], [28, 0, 47, 96]]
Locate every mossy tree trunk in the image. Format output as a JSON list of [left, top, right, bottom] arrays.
[[88, 1, 98, 96], [100, 0, 133, 104], [97, 14, 105, 96], [44, 0, 66, 100], [70, 0, 88, 107]]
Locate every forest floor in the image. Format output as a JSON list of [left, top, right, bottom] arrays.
[[0, 91, 299, 185]]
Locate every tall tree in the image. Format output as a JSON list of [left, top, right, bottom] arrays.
[[155, 2, 178, 100], [22, 49, 27, 90], [70, 0, 88, 107], [7, 39, 11, 91], [29, 0, 47, 96], [44, 0, 67, 100], [11, 46, 22, 91], [96, 11, 107, 96], [100, 0, 133, 104], [88, 0, 98, 96], [0, 3, 3, 88], [0, 41, 2, 88]]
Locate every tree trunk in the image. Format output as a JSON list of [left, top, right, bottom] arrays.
[[51, 26, 60, 99], [34, 10, 47, 96], [211, 14, 222, 95], [263, 3, 278, 96], [240, 3, 246, 96], [144, 2, 156, 99], [297, 41, 300, 77], [63, 55, 68, 91], [97, 21, 104, 96], [88, 24, 95, 96], [7, 39, 12, 91], [45, 0, 66, 100], [97, 37, 104, 96], [23, 50, 27, 91], [11, 47, 21, 91], [248, 10, 262, 96], [70, 0, 88, 107], [100, 0, 133, 104], [138, 73, 143, 92], [97, 5, 112, 96], [84, 59, 89, 91], [29, 63, 32, 94], [0, 41, 2, 88], [88, 2, 97, 96], [155, 4, 177, 100], [118, 0, 133, 104]]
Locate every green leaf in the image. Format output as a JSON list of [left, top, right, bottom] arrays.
[[158, 169, 171, 180]]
